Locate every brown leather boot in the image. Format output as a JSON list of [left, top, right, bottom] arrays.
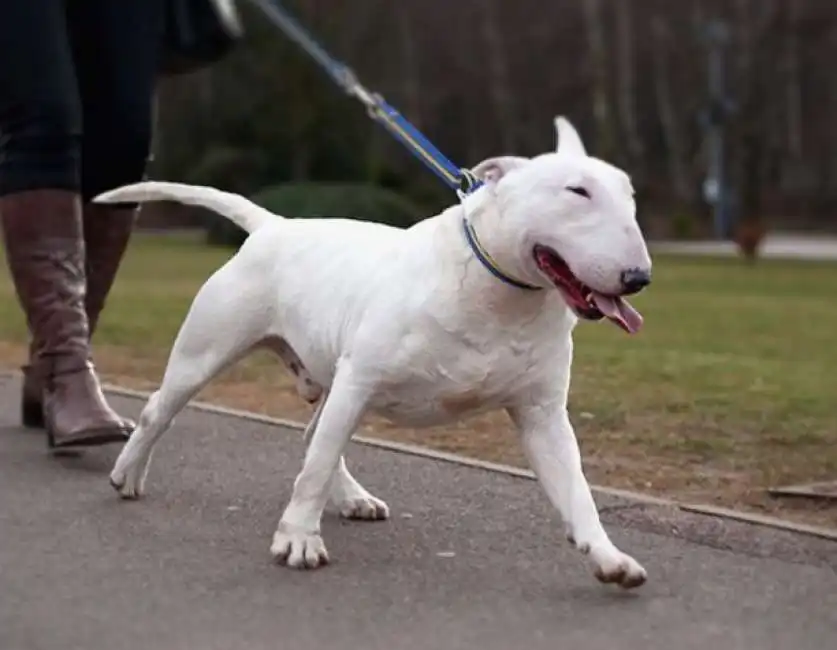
[[19, 202, 138, 430], [82, 203, 138, 430], [21, 340, 43, 428], [83, 203, 137, 338], [1, 189, 131, 448]]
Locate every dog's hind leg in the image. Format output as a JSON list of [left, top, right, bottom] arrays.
[[109, 257, 272, 499], [270, 361, 373, 569], [330, 456, 390, 521], [302, 394, 389, 521]]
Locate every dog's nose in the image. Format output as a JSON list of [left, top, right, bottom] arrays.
[[620, 268, 651, 295]]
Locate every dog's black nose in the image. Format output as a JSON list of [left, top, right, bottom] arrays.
[[620, 268, 651, 295]]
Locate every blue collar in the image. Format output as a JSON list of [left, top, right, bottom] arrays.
[[461, 218, 543, 291]]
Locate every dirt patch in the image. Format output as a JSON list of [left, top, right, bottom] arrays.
[[2, 339, 835, 530]]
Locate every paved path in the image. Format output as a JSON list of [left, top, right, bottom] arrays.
[[2, 374, 836, 650], [651, 232, 837, 261]]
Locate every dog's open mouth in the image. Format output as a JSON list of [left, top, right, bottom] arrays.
[[533, 246, 643, 334]]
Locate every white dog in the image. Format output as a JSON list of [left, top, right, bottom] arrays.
[[95, 117, 652, 588]]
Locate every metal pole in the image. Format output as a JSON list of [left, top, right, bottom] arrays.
[[705, 20, 731, 239]]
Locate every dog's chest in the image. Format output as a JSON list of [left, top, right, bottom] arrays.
[[369, 330, 558, 427]]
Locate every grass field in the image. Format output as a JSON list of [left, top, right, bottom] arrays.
[[1, 232, 836, 526]]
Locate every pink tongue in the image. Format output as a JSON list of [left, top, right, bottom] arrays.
[[591, 292, 643, 334]]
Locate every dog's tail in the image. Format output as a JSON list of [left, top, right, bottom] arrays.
[[94, 181, 277, 234]]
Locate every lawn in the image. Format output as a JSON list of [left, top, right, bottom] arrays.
[[1, 232, 836, 526]]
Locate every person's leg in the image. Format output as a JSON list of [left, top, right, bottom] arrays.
[[0, 0, 129, 446], [69, 0, 163, 339], [20, 0, 165, 430]]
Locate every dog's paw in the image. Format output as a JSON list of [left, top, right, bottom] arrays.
[[109, 462, 147, 500], [589, 545, 647, 590], [337, 494, 390, 521], [270, 522, 329, 569]]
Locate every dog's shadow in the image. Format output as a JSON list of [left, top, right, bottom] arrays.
[[531, 580, 657, 609], [50, 447, 120, 475]]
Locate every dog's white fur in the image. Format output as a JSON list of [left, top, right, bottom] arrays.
[[95, 117, 652, 588]]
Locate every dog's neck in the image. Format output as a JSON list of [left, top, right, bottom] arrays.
[[427, 194, 574, 328], [457, 190, 542, 292]]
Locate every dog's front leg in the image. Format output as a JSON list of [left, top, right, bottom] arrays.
[[508, 403, 647, 589], [271, 363, 371, 569]]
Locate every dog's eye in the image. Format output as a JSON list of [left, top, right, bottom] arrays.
[[567, 186, 591, 199]]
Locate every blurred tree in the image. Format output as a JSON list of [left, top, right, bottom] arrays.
[[148, 0, 837, 240]]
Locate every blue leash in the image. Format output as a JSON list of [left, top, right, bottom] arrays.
[[245, 0, 542, 291], [245, 0, 482, 197]]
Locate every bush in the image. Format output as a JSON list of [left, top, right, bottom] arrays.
[[252, 182, 426, 227], [206, 181, 428, 248], [186, 146, 269, 248], [205, 208, 250, 248]]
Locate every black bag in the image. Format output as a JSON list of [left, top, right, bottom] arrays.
[[159, 0, 244, 76]]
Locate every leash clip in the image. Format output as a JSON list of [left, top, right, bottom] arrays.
[[457, 169, 480, 198]]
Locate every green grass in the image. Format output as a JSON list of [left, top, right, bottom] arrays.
[[572, 254, 835, 433], [564, 254, 837, 506], [1, 233, 836, 519]]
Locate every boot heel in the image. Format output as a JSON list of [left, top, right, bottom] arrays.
[[21, 393, 45, 428], [21, 364, 45, 428]]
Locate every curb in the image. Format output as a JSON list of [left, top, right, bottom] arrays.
[[99, 383, 837, 543], [2, 369, 835, 542]]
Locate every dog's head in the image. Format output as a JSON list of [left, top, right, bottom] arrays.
[[470, 117, 652, 333]]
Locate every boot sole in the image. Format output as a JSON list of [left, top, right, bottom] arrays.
[[26, 397, 135, 434], [47, 427, 132, 449]]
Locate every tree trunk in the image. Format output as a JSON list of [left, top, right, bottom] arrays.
[[395, 3, 423, 129], [785, 0, 803, 159], [651, 17, 692, 202], [614, 0, 644, 170], [582, 0, 616, 159], [479, 0, 517, 152]]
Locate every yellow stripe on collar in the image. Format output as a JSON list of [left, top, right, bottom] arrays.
[[461, 218, 542, 291]]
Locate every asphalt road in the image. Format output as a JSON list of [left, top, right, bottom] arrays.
[[2, 373, 836, 650]]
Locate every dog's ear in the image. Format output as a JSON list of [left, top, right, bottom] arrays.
[[554, 116, 587, 158], [470, 156, 529, 184]]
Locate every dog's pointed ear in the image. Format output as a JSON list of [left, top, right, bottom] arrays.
[[470, 156, 529, 185], [554, 116, 587, 158]]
